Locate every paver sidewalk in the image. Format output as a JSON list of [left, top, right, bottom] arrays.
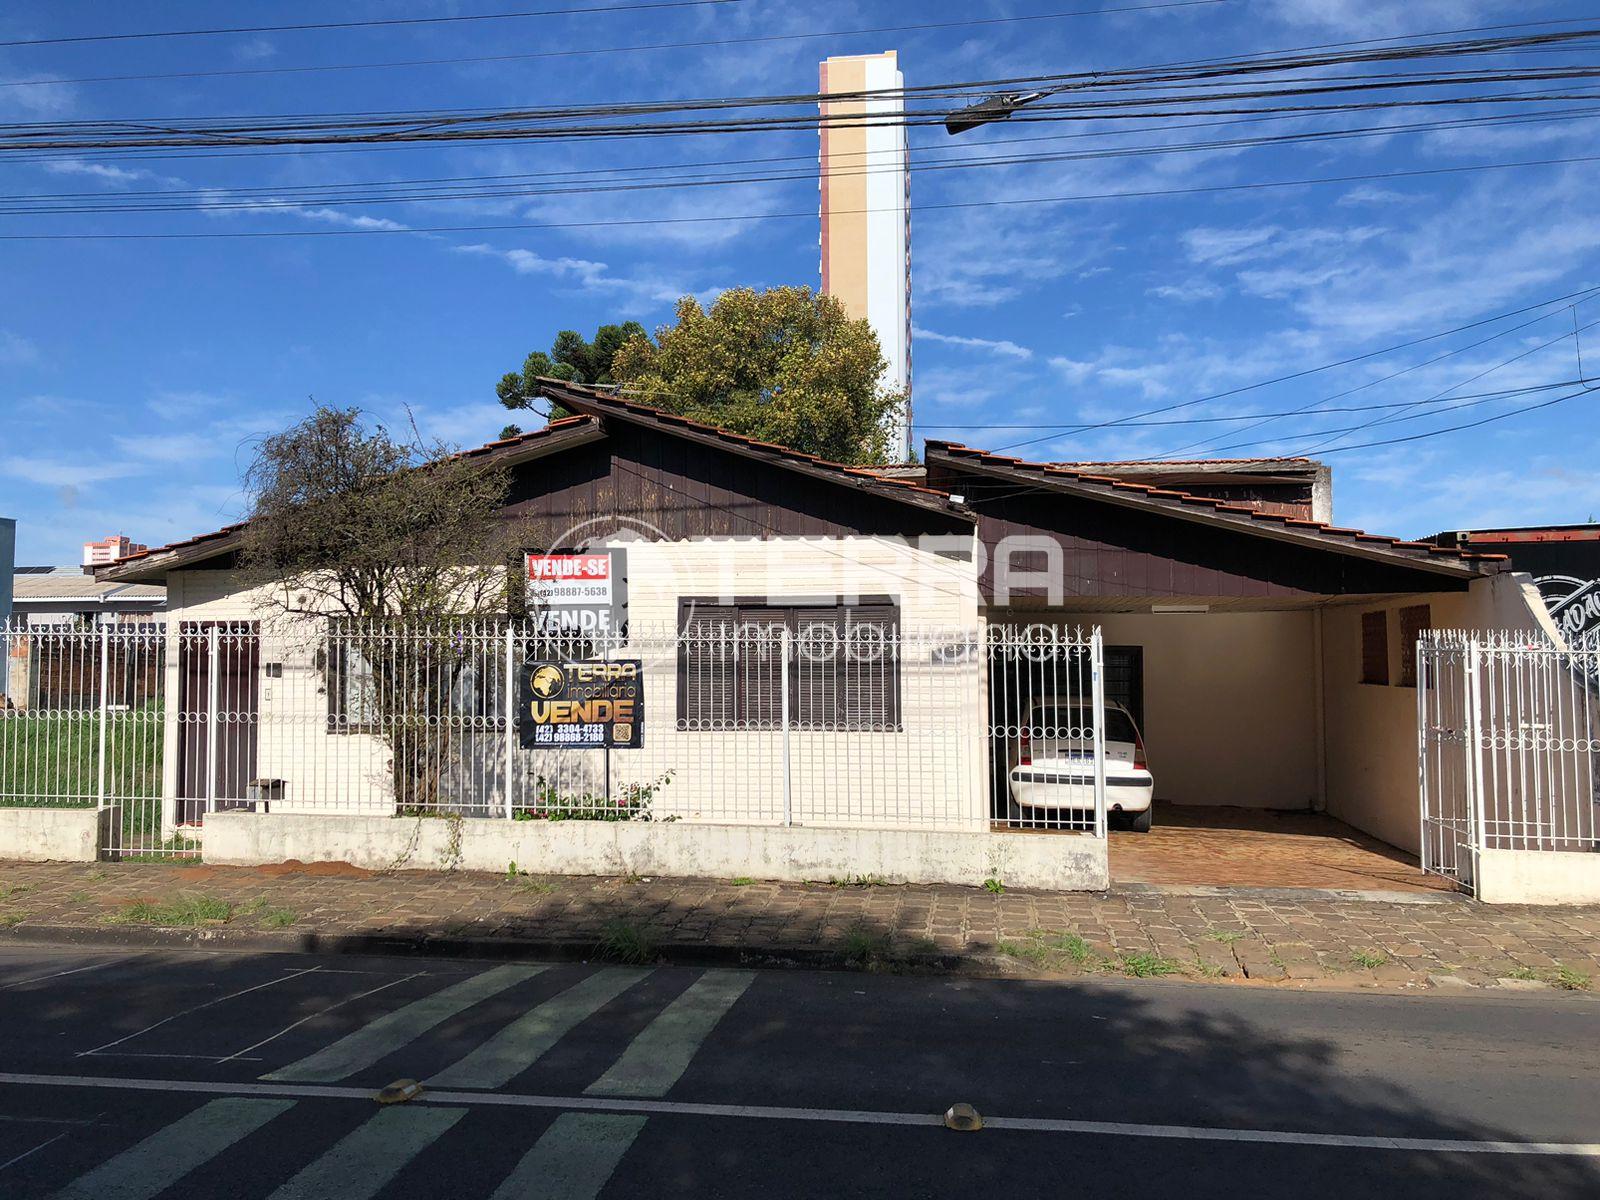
[[0, 860, 1596, 994]]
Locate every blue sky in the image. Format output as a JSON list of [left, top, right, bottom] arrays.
[[3, 0, 1600, 564]]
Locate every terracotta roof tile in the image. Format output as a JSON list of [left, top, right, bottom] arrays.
[[925, 439, 1494, 572]]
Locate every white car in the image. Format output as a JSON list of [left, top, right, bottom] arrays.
[[1007, 700, 1155, 831]]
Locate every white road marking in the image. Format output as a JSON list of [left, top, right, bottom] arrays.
[[265, 964, 542, 1083], [48, 1096, 294, 1199], [78, 967, 323, 1057], [585, 969, 754, 1098], [0, 1132, 67, 1174], [217, 971, 425, 1064], [430, 968, 649, 1089], [0, 957, 128, 992], [88, 1052, 262, 1062], [265, 1105, 466, 1200], [490, 1113, 646, 1200], [2, 1072, 1598, 1158]]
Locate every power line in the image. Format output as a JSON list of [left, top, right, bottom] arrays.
[[5, 150, 1600, 241], [1283, 311, 1600, 456], [911, 381, 1587, 429], [1151, 288, 1600, 459], [1295, 380, 1599, 456], [0, 1, 1227, 89], [990, 280, 1600, 453], [11, 105, 1596, 218], [5, 26, 1594, 153], [0, 0, 742, 49]]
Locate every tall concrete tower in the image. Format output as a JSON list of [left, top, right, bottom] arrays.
[[819, 51, 912, 461]]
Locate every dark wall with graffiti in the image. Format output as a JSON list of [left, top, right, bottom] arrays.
[[1434, 527, 1600, 646]]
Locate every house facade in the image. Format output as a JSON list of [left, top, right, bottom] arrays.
[[89, 381, 1560, 892]]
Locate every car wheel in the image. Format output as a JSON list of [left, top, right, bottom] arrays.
[[1128, 808, 1153, 833]]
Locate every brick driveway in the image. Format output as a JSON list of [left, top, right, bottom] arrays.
[[1111, 805, 1457, 894], [1, 859, 1596, 993]]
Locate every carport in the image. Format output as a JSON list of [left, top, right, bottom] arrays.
[[926, 441, 1526, 894]]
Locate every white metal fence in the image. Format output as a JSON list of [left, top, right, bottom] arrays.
[[1, 618, 1108, 859], [1419, 630, 1600, 892]]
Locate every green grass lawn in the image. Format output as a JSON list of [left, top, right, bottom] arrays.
[[0, 706, 164, 807]]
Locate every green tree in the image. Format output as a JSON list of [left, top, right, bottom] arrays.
[[498, 321, 646, 436], [609, 287, 899, 464]]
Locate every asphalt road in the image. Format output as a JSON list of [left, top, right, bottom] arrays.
[[0, 943, 1595, 1199]]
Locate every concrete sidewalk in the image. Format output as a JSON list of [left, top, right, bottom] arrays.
[[0, 859, 1596, 993]]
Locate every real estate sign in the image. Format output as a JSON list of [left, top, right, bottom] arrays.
[[518, 658, 644, 749], [524, 549, 628, 636]]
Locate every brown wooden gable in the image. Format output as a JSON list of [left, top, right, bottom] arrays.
[[505, 421, 970, 548], [926, 449, 1492, 602]]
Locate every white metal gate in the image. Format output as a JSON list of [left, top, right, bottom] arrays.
[[1, 621, 171, 858], [1419, 630, 1600, 892]]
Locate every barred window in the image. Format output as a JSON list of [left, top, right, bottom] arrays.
[[1360, 610, 1389, 686], [327, 619, 503, 734], [677, 599, 901, 731], [1397, 604, 1432, 688]]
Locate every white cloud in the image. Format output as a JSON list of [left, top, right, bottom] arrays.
[[295, 207, 409, 232], [913, 326, 1032, 359], [147, 391, 229, 421], [0, 457, 141, 487], [0, 330, 38, 365], [232, 37, 277, 62], [1147, 280, 1223, 303], [113, 433, 227, 464], [41, 160, 167, 187], [453, 242, 708, 314]]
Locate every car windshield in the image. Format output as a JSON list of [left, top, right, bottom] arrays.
[[1032, 707, 1138, 744]]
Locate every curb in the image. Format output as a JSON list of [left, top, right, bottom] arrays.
[[0, 922, 971, 976], [6, 923, 1586, 997]]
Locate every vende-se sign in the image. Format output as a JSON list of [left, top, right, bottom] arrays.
[[524, 549, 627, 635]]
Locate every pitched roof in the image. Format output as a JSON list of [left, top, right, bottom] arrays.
[[925, 440, 1506, 576], [99, 388, 966, 583], [12, 572, 165, 603], [98, 416, 605, 582], [536, 379, 957, 514]]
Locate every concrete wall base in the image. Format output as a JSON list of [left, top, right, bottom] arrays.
[[0, 807, 102, 862], [1475, 848, 1600, 905], [203, 813, 1110, 892]]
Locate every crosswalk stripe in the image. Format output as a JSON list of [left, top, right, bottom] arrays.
[[585, 970, 755, 1098], [264, 965, 543, 1083], [490, 1113, 646, 1200], [265, 1105, 466, 1200], [51, 1097, 293, 1200], [430, 968, 650, 1090]]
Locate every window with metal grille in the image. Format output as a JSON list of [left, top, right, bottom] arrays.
[[1396, 604, 1432, 688], [326, 619, 503, 734], [1360, 610, 1390, 685], [677, 599, 901, 731]]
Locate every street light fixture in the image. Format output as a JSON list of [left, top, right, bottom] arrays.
[[944, 90, 1049, 135]]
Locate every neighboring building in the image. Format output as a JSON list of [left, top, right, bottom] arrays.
[[873, 457, 1334, 524], [0, 517, 13, 699], [1044, 458, 1334, 524], [1430, 523, 1600, 648], [819, 50, 912, 461], [0, 517, 13, 628], [82, 534, 149, 567], [97, 381, 1541, 886], [11, 566, 166, 628]]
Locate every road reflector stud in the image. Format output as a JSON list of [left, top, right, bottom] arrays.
[[375, 1079, 425, 1105], [944, 1103, 983, 1131]]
